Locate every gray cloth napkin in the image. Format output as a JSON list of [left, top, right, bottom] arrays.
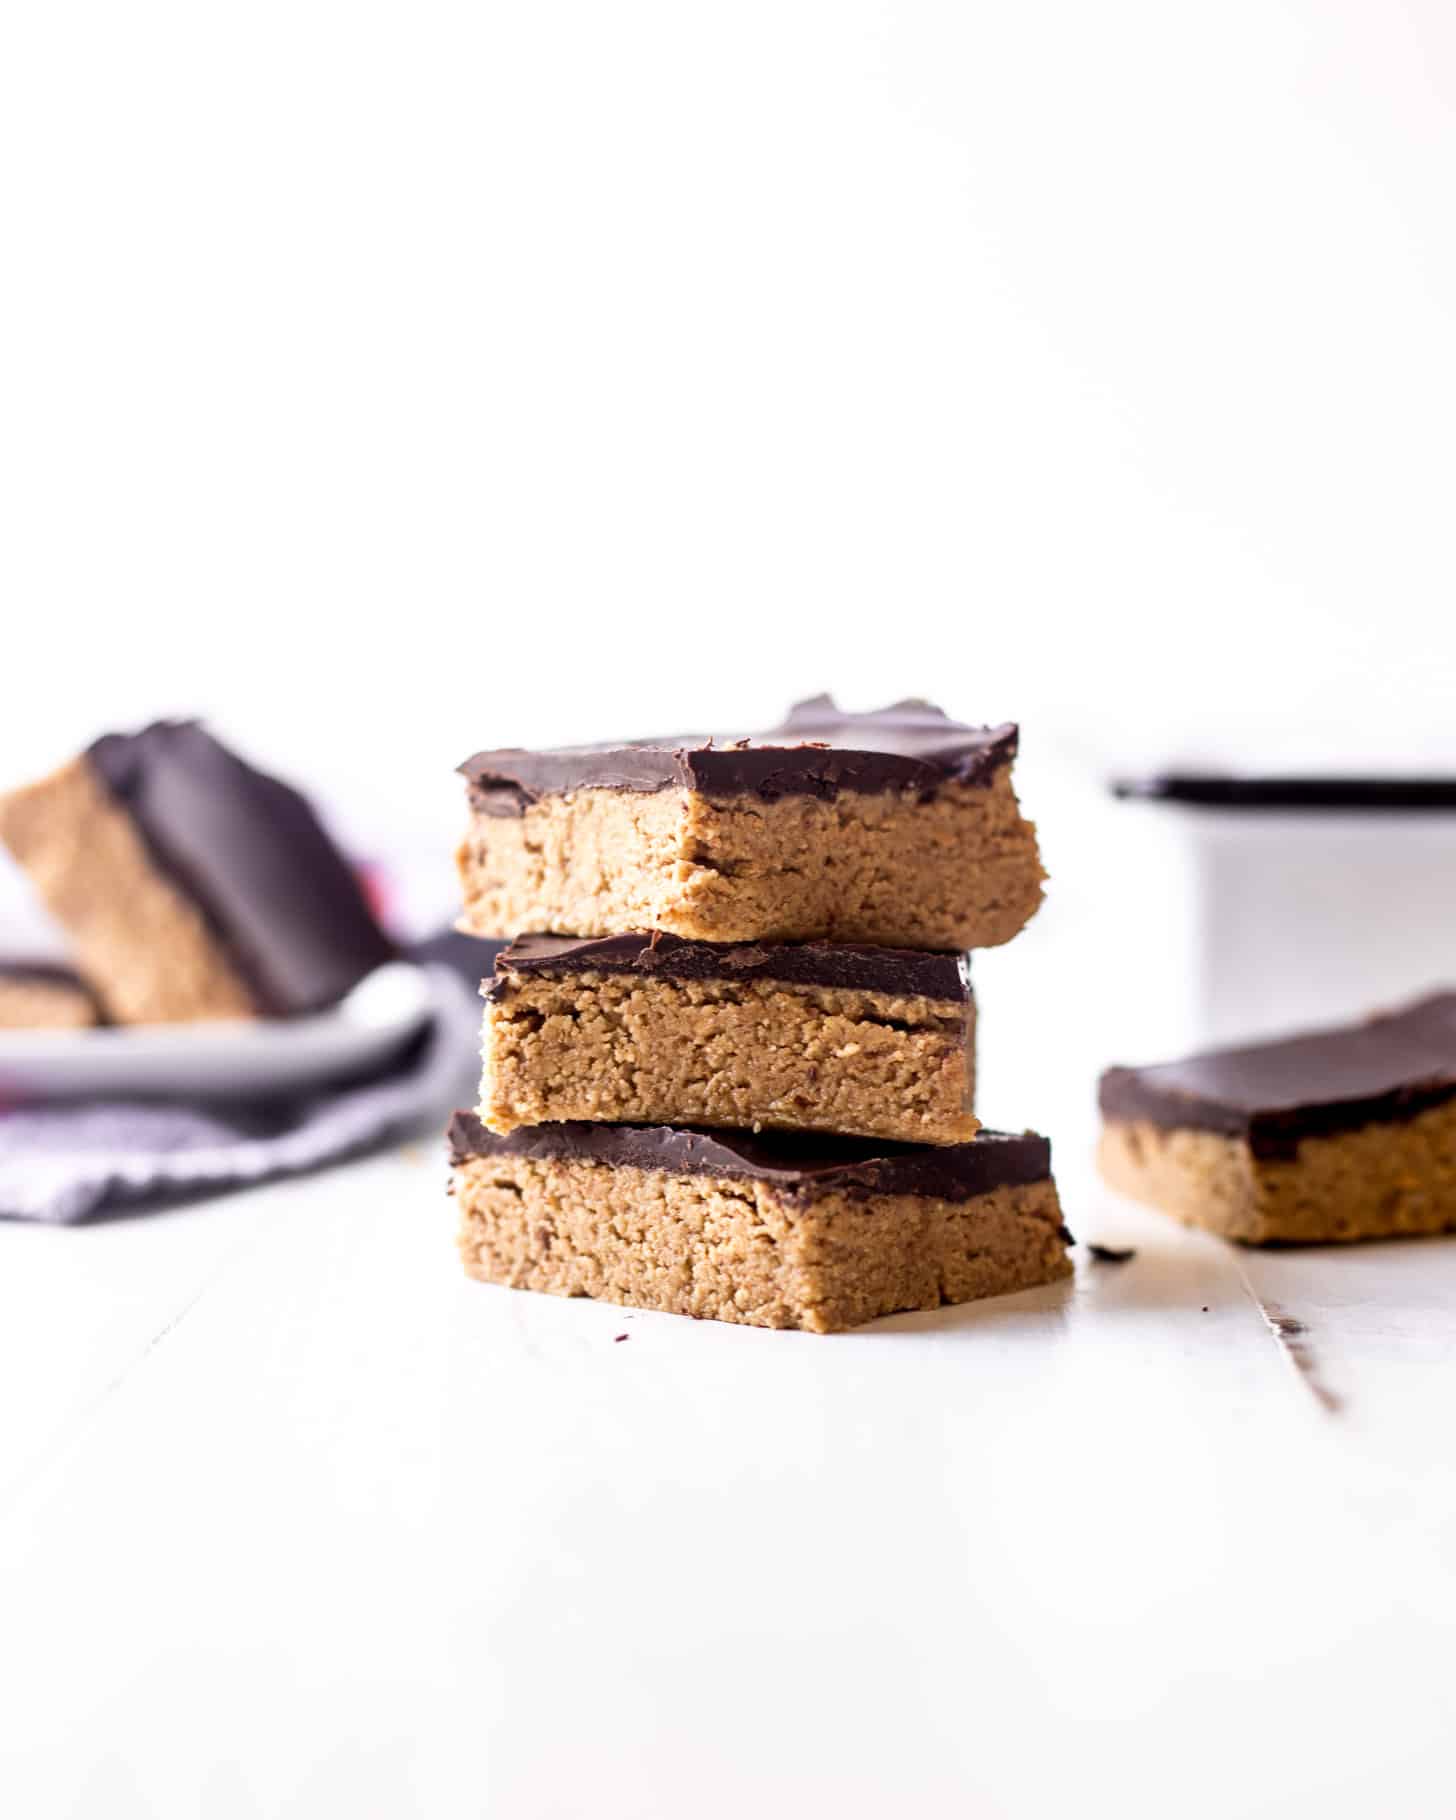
[[0, 965, 480, 1224]]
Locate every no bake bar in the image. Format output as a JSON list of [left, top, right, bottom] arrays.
[[0, 961, 101, 1029], [1099, 993, 1456, 1243], [456, 696, 1044, 950], [480, 933, 977, 1144], [450, 1114, 1069, 1332], [0, 722, 395, 1024]]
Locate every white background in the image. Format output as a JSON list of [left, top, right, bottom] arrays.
[[3, 0, 1455, 850], [3, 7, 1456, 1817]]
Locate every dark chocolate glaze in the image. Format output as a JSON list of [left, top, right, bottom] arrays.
[[0, 958, 90, 989], [88, 722, 397, 1017], [487, 932, 970, 1004], [1113, 775, 1456, 811], [459, 696, 1018, 814], [447, 1112, 1051, 1202], [1099, 993, 1456, 1159], [0, 959, 105, 1022]]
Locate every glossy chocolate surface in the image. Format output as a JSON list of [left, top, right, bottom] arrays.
[[488, 933, 970, 1003], [448, 1112, 1050, 1202], [89, 722, 396, 1016], [1100, 993, 1456, 1157], [460, 696, 1018, 813]]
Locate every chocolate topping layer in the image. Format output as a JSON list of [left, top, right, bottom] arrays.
[[487, 933, 970, 1003], [88, 722, 396, 1017], [459, 696, 1018, 814], [448, 1112, 1050, 1201], [0, 958, 91, 989], [0, 959, 105, 1024], [1100, 993, 1456, 1158], [1113, 775, 1456, 811]]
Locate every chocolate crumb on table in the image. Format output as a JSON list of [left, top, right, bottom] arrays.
[[0, 722, 396, 1025], [1098, 993, 1456, 1243], [1087, 1243, 1137, 1265], [449, 1114, 1069, 1333], [455, 695, 1044, 951], [479, 933, 978, 1145]]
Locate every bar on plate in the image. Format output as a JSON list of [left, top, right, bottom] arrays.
[[0, 722, 395, 1024], [0, 960, 101, 1030]]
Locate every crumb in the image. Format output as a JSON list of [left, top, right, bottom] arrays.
[[1202, 1306, 1209, 1313], [1088, 1242, 1136, 1265], [614, 1333, 630, 1343]]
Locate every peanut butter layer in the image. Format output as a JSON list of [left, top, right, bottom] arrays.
[[457, 769, 1042, 949], [481, 954, 977, 1145], [450, 1119, 1069, 1333], [1099, 1105, 1456, 1245]]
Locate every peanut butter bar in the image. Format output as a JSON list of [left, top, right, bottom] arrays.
[[0, 723, 395, 1024], [1099, 993, 1456, 1243], [0, 961, 101, 1029], [456, 696, 1044, 950], [480, 934, 977, 1145], [450, 1114, 1069, 1332]]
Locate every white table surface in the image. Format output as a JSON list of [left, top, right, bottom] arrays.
[[6, 1130, 1456, 1817], [3, 845, 1455, 1818]]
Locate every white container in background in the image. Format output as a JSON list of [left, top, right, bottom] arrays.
[[1111, 777, 1456, 1048]]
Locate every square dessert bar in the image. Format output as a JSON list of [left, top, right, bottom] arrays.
[[1099, 993, 1456, 1243], [0, 722, 396, 1025], [480, 933, 977, 1145], [450, 1114, 1070, 1333], [456, 696, 1044, 950], [0, 961, 101, 1029]]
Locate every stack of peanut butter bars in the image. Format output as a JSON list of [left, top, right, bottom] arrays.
[[447, 696, 1070, 1332]]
